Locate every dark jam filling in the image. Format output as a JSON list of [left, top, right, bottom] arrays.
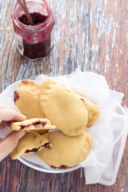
[[44, 142, 52, 148], [14, 91, 19, 102], [80, 97, 86, 104], [51, 165, 70, 169], [33, 122, 47, 127], [18, 12, 51, 59], [26, 148, 39, 153], [25, 142, 51, 153], [20, 122, 47, 129], [19, 12, 47, 26]]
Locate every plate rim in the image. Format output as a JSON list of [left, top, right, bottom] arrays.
[[18, 156, 81, 173]]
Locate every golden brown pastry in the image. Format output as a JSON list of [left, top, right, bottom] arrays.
[[37, 131, 93, 168], [11, 118, 56, 131], [14, 80, 44, 119], [81, 97, 100, 127], [11, 132, 51, 159], [40, 80, 88, 136]]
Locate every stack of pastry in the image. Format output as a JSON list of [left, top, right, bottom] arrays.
[[11, 79, 99, 169]]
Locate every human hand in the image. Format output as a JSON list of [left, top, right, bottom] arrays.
[[0, 107, 25, 161]]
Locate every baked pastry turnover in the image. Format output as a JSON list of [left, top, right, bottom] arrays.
[[14, 80, 44, 119], [11, 132, 51, 160], [11, 118, 56, 131], [81, 97, 99, 127], [40, 80, 88, 136], [37, 131, 93, 168]]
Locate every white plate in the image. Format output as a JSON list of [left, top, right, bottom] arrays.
[[18, 157, 80, 173]]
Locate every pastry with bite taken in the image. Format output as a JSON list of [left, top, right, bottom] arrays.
[[11, 118, 56, 132], [11, 132, 51, 160]]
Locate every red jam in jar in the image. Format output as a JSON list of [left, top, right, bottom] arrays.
[[12, 0, 54, 60]]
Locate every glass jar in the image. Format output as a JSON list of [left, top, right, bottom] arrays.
[[12, 0, 54, 60]]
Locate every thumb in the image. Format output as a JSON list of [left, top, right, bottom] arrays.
[[0, 131, 25, 161], [0, 108, 26, 123]]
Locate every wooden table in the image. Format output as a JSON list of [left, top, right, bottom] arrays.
[[0, 0, 128, 191]]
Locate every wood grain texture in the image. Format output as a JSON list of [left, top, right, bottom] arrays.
[[0, 0, 128, 191]]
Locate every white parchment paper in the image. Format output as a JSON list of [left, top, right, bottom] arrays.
[[0, 69, 128, 186]]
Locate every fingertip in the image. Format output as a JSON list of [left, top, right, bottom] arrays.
[[19, 114, 26, 120], [14, 113, 26, 121]]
